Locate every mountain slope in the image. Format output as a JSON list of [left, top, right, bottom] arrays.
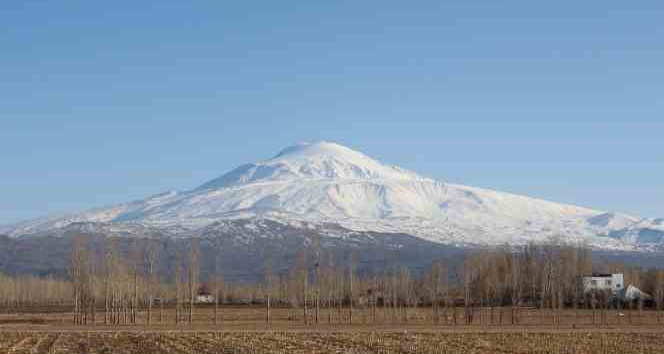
[[2, 142, 663, 250]]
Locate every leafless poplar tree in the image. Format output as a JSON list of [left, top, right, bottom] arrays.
[[214, 238, 222, 325], [348, 251, 357, 324], [174, 245, 182, 325], [144, 240, 158, 325], [187, 239, 200, 324]]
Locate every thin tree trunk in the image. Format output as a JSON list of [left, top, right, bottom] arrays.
[[349, 264, 353, 324], [133, 273, 138, 324], [303, 268, 308, 325], [266, 296, 270, 323]]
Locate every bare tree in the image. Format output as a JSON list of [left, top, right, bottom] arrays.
[[510, 251, 523, 324], [174, 244, 182, 325], [144, 240, 158, 325], [348, 251, 357, 324], [398, 266, 412, 323], [187, 239, 200, 324], [312, 235, 321, 324], [129, 239, 140, 324], [656, 270, 664, 314], [214, 238, 222, 325], [70, 235, 85, 324], [264, 265, 273, 323], [462, 254, 476, 325], [70, 234, 97, 325], [427, 261, 443, 324], [302, 250, 309, 325]]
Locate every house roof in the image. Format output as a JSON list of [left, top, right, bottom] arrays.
[[617, 285, 651, 301]]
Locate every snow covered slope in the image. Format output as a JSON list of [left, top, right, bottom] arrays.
[[2, 142, 663, 250]]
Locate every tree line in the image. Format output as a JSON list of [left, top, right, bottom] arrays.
[[1, 234, 663, 325]]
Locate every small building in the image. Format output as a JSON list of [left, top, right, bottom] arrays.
[[580, 273, 624, 293], [196, 293, 215, 304], [195, 284, 215, 303]]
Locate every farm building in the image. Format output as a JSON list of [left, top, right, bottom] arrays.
[[580, 273, 651, 302], [580, 273, 624, 293], [196, 293, 215, 303], [195, 284, 215, 303]]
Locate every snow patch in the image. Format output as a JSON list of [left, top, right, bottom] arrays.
[[2, 141, 662, 251]]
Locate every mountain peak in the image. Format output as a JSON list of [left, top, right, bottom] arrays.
[[197, 141, 424, 190], [3, 142, 664, 251], [271, 141, 366, 160], [269, 141, 384, 169]]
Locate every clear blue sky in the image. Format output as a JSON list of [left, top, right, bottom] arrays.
[[1, 1, 662, 224]]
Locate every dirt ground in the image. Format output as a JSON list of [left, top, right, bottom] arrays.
[[1, 307, 663, 353], [0, 329, 663, 353], [1, 306, 662, 328]]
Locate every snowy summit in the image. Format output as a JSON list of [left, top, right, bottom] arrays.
[[1, 142, 663, 251], [198, 142, 425, 189]]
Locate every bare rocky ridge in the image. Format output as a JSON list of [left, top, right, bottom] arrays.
[[2, 221, 663, 279]]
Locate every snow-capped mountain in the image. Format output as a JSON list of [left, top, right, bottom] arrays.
[[2, 142, 663, 251]]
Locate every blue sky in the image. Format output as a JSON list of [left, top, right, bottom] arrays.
[[1, 0, 662, 224]]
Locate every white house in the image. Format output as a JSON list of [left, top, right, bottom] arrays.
[[580, 273, 624, 293]]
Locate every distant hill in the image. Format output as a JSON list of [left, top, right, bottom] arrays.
[[1, 222, 662, 280]]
